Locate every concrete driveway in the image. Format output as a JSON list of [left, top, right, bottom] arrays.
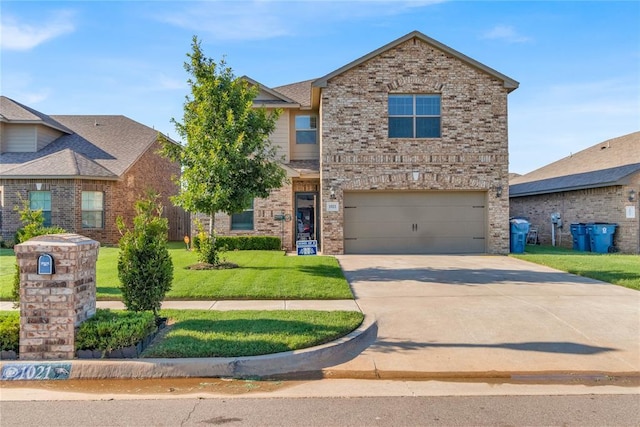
[[325, 255, 640, 379]]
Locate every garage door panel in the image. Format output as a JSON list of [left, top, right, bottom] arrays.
[[343, 191, 486, 254]]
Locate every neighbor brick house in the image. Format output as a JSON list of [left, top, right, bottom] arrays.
[[510, 132, 640, 254], [0, 96, 184, 245], [205, 30, 519, 254]]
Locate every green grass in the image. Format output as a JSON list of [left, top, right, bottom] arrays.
[[0, 243, 353, 300], [142, 309, 364, 358], [511, 245, 640, 290]]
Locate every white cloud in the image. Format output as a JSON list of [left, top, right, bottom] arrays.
[[154, 0, 445, 41], [0, 10, 75, 51], [482, 25, 531, 43]]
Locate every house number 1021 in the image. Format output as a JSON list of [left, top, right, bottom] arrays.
[[1, 363, 71, 381]]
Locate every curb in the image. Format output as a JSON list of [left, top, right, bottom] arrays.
[[1, 316, 377, 381]]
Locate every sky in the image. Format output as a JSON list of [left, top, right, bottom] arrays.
[[1, 1, 638, 175]]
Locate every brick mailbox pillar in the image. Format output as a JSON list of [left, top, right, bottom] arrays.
[[14, 234, 99, 360]]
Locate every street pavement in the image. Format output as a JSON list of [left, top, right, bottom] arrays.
[[1, 255, 638, 382]]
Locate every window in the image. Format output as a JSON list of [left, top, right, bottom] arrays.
[[29, 191, 51, 227], [231, 199, 254, 230], [388, 94, 441, 138], [295, 115, 317, 144], [82, 191, 104, 228]]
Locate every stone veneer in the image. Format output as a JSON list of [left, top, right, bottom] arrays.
[[14, 234, 98, 360], [319, 37, 511, 254], [510, 180, 640, 254]]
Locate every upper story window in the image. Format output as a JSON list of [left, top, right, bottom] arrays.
[[388, 94, 441, 138], [231, 199, 254, 230], [82, 191, 104, 229], [295, 115, 317, 144], [29, 191, 51, 227]]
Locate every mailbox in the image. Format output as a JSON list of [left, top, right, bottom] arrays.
[[37, 253, 55, 275]]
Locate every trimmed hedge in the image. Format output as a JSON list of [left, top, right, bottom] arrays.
[[193, 235, 281, 251], [75, 309, 156, 355], [0, 312, 19, 352]]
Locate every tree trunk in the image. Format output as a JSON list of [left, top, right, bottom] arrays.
[[209, 211, 215, 236]]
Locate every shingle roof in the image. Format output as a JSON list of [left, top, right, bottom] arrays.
[[0, 96, 72, 133], [273, 80, 316, 108], [510, 131, 640, 197], [0, 100, 165, 179]]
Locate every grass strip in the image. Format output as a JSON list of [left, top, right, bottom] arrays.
[[142, 309, 364, 358], [511, 245, 639, 290]]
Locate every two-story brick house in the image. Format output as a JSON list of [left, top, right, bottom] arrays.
[[208, 30, 519, 255], [0, 96, 183, 245]]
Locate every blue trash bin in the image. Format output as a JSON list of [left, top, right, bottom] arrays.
[[588, 223, 617, 253], [510, 219, 530, 254], [570, 223, 590, 251]]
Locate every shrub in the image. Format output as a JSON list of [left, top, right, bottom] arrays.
[[0, 312, 20, 353], [11, 198, 66, 303], [75, 309, 156, 354], [117, 193, 173, 318], [215, 236, 281, 251]]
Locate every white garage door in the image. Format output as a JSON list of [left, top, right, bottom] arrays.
[[343, 191, 486, 254]]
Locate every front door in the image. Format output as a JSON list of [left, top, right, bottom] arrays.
[[295, 192, 319, 246]]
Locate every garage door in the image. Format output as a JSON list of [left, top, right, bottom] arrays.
[[343, 191, 486, 254]]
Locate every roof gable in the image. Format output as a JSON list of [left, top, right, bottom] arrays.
[[313, 30, 519, 92], [242, 76, 300, 108], [1, 149, 115, 179], [0, 96, 72, 134]]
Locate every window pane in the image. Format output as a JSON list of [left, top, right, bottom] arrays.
[[231, 211, 254, 230], [388, 95, 414, 115], [29, 191, 51, 210], [82, 211, 103, 228], [82, 191, 103, 210], [416, 95, 441, 116], [295, 115, 316, 130], [296, 130, 317, 144], [388, 117, 414, 138], [416, 117, 441, 138]]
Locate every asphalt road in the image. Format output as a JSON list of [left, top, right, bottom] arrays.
[[2, 394, 638, 426]]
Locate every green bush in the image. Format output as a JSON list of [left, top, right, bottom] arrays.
[[0, 312, 20, 352], [117, 193, 174, 318], [11, 198, 66, 303], [215, 236, 281, 251], [75, 309, 156, 355]]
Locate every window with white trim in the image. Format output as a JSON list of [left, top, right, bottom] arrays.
[[388, 94, 441, 138], [231, 199, 254, 230], [82, 191, 104, 228], [29, 191, 51, 227], [295, 115, 317, 144]]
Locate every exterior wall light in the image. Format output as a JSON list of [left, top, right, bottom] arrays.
[[412, 171, 420, 181], [329, 187, 336, 200], [495, 185, 503, 198], [629, 189, 637, 202]]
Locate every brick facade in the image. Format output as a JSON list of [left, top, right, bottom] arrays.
[[319, 38, 510, 254], [1, 141, 180, 245], [510, 175, 640, 254], [15, 234, 98, 360]]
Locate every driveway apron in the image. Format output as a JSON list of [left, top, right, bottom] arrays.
[[329, 255, 640, 379]]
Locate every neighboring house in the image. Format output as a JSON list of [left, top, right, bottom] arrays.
[[204, 30, 519, 255], [509, 132, 640, 254], [0, 96, 184, 245]]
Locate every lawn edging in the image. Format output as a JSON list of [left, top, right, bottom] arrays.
[[0, 315, 377, 380]]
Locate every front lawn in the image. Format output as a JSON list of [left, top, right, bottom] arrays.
[[0, 243, 353, 300], [511, 245, 640, 291], [143, 309, 364, 358]]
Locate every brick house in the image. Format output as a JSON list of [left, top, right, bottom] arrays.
[[203, 30, 519, 254], [0, 96, 183, 245], [510, 132, 640, 254]]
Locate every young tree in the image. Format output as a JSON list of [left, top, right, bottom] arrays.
[[161, 36, 287, 236], [117, 193, 173, 319]]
